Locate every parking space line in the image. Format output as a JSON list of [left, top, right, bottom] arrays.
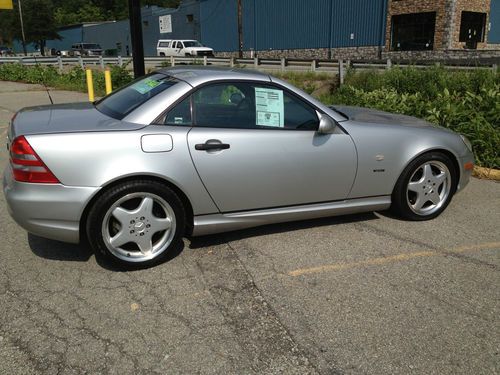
[[288, 241, 500, 277]]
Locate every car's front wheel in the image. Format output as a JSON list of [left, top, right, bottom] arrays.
[[87, 181, 185, 268], [392, 152, 456, 221]]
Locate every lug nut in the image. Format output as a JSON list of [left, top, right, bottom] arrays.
[[130, 220, 135, 224], [130, 230, 135, 234], [140, 216, 145, 220], [140, 233, 144, 236], [146, 224, 151, 228]]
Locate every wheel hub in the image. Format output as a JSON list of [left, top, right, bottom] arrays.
[[102, 192, 176, 262], [134, 221, 146, 233]]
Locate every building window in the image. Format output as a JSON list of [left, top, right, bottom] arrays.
[[186, 14, 194, 23], [459, 11, 486, 49], [391, 12, 436, 51]]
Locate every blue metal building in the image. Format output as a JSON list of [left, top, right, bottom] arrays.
[[12, 2, 201, 56], [199, 0, 388, 52], [489, 0, 500, 43]]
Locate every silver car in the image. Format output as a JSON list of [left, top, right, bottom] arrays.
[[3, 67, 475, 268]]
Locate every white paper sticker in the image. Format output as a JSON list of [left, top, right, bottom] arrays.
[[159, 14, 172, 33], [255, 87, 284, 127]]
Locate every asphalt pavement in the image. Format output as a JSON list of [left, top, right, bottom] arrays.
[[0, 81, 499, 374]]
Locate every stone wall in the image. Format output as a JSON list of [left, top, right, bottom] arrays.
[[215, 46, 499, 61], [382, 49, 500, 60], [450, 0, 491, 49], [386, 0, 449, 50], [215, 47, 381, 60], [385, 0, 492, 52]]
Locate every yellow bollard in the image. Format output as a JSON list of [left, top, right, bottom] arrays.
[[104, 69, 112, 95], [85, 69, 94, 102]]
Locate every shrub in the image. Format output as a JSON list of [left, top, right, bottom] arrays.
[[0, 63, 133, 96]]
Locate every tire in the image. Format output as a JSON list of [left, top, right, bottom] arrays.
[[86, 180, 185, 268], [391, 152, 457, 221], [159, 52, 165, 56]]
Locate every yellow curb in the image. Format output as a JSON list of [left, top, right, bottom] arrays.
[[473, 166, 500, 181]]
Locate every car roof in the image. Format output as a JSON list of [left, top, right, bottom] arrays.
[[158, 66, 271, 86]]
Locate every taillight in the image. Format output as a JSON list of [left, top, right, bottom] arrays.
[[10, 136, 60, 184]]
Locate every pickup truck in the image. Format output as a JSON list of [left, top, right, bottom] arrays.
[[156, 40, 214, 57]]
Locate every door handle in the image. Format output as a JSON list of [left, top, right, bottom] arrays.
[[195, 141, 230, 151]]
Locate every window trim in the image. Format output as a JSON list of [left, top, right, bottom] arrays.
[[152, 79, 325, 131], [390, 11, 437, 51], [459, 11, 487, 43]]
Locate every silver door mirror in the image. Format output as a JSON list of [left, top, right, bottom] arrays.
[[317, 113, 336, 134]]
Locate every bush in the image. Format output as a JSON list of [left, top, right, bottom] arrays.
[[0, 63, 133, 96], [283, 67, 499, 169], [328, 84, 500, 169]]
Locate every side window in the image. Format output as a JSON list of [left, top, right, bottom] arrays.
[[282, 91, 319, 130], [192, 82, 318, 130], [254, 87, 318, 129], [193, 83, 252, 128], [164, 96, 192, 126]]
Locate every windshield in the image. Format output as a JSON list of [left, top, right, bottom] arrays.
[[183, 41, 203, 48], [83, 44, 101, 49], [96, 73, 180, 120]]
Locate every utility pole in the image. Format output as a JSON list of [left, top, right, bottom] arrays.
[[18, 0, 27, 56], [128, 0, 145, 78], [237, 0, 243, 58]]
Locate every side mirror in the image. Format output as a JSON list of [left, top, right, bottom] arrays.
[[317, 114, 336, 134]]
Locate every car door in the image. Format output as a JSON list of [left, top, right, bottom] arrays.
[[174, 41, 184, 56], [180, 81, 357, 213]]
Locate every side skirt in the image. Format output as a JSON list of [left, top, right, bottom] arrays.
[[192, 196, 391, 236]]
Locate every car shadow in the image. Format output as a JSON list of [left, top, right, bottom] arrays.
[[189, 211, 380, 249], [27, 211, 383, 269], [28, 233, 93, 262], [27, 232, 186, 272]]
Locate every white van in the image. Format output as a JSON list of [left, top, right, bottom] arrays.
[[156, 40, 214, 57]]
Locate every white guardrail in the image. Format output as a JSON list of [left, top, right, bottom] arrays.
[[0, 55, 498, 84]]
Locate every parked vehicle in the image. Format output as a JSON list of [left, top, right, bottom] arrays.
[[157, 39, 214, 57], [0, 45, 13, 56], [69, 43, 103, 56], [3, 67, 474, 268]]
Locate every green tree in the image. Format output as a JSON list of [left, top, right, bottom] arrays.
[[53, 1, 106, 27], [7, 0, 60, 55]]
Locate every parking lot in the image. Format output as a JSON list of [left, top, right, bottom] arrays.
[[1, 82, 499, 374]]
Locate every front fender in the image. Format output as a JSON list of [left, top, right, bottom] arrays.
[[345, 122, 469, 199]]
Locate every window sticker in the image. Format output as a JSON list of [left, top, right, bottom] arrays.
[[131, 78, 162, 94], [255, 87, 284, 127], [174, 117, 184, 124]]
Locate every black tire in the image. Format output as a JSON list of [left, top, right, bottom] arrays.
[[159, 52, 165, 56], [391, 152, 457, 221], [86, 180, 185, 269]]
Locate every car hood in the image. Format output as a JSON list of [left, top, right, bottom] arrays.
[[331, 105, 434, 128], [9, 102, 146, 139]]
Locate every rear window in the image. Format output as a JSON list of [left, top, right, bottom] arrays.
[[158, 41, 170, 47], [95, 73, 180, 120]]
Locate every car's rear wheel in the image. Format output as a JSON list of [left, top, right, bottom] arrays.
[[87, 181, 185, 268], [392, 152, 456, 221]]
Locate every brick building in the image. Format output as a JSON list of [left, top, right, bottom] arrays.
[[385, 0, 497, 59]]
